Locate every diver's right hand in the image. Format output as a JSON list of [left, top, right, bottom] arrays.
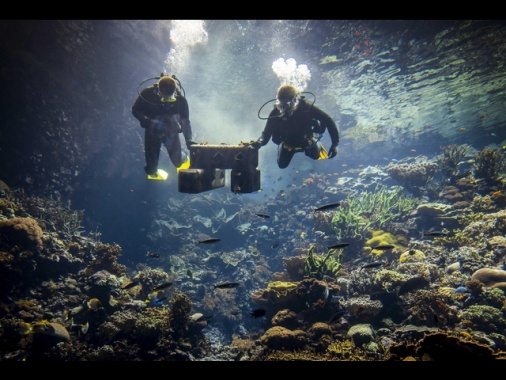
[[328, 144, 338, 159], [249, 140, 262, 150]]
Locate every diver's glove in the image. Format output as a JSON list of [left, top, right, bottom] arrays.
[[328, 144, 338, 159], [186, 140, 197, 149], [249, 140, 262, 150]]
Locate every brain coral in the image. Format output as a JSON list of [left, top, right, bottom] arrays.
[[471, 268, 506, 291], [260, 326, 309, 350]]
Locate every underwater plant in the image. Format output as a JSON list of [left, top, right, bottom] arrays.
[[331, 185, 418, 241], [304, 244, 343, 279]]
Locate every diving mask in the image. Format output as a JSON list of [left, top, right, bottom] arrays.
[[275, 97, 298, 117]]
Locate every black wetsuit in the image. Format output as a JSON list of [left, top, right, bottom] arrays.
[[132, 84, 193, 175], [256, 98, 339, 169]]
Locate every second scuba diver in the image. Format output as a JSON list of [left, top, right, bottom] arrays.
[[250, 84, 339, 169]]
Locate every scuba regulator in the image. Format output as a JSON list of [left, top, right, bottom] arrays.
[[257, 91, 316, 120]]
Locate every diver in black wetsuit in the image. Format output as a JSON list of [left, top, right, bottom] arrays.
[[250, 84, 340, 169], [132, 75, 196, 178]]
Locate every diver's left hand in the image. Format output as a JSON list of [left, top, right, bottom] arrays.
[[328, 145, 338, 159]]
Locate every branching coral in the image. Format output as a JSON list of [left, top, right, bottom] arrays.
[[473, 148, 506, 185], [4, 189, 84, 235], [438, 144, 470, 181], [331, 185, 418, 241], [82, 243, 126, 277]]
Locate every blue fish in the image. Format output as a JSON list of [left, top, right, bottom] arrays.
[[454, 286, 469, 293]]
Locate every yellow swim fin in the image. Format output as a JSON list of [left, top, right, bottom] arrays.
[[176, 156, 191, 173], [318, 145, 329, 160], [147, 169, 169, 180]]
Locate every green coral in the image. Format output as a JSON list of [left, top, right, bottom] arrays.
[[460, 305, 504, 333], [266, 281, 299, 298], [304, 244, 343, 280], [331, 185, 418, 241]]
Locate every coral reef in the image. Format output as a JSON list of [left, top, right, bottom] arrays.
[[473, 148, 506, 186], [331, 185, 417, 241], [0, 217, 43, 249], [304, 244, 343, 279], [437, 144, 470, 182], [386, 162, 438, 196]]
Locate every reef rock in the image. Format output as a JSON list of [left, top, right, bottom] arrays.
[[347, 323, 375, 347], [32, 322, 71, 349]]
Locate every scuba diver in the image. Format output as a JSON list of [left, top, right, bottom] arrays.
[[132, 74, 196, 180], [250, 84, 339, 169]]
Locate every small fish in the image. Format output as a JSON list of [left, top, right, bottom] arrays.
[[146, 296, 167, 307], [314, 202, 341, 212], [370, 244, 395, 250], [151, 281, 173, 292], [454, 286, 470, 293], [146, 251, 160, 258], [433, 314, 439, 327], [321, 282, 329, 301], [18, 320, 52, 335], [18, 322, 33, 335], [71, 318, 90, 334], [121, 281, 139, 290], [327, 309, 346, 323], [422, 230, 449, 237], [84, 298, 102, 311], [314, 230, 325, 237], [251, 308, 266, 318], [360, 261, 387, 270], [145, 291, 160, 302], [198, 238, 221, 244], [397, 276, 429, 296], [187, 269, 193, 279], [327, 242, 350, 250], [255, 213, 270, 219], [271, 241, 280, 249], [213, 282, 240, 290], [195, 315, 213, 323]]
